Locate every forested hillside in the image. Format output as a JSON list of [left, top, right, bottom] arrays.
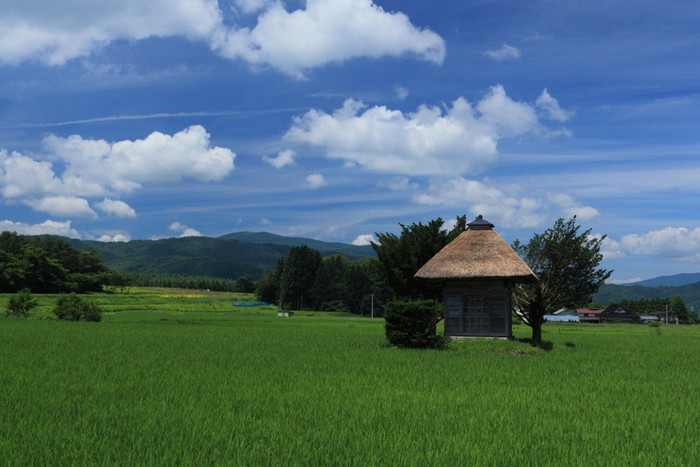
[[69, 233, 375, 280], [593, 282, 700, 311]]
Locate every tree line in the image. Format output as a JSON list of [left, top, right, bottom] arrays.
[[255, 247, 393, 315], [614, 296, 698, 324], [0, 231, 126, 294]]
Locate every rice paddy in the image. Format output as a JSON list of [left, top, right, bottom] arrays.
[[1, 288, 698, 465]]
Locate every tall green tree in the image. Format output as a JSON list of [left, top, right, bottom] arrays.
[[279, 246, 322, 310], [669, 295, 698, 324], [513, 217, 612, 344], [372, 215, 467, 300]]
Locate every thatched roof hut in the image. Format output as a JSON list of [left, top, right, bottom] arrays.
[[415, 216, 536, 338], [415, 216, 536, 282]]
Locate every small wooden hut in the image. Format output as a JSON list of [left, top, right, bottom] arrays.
[[415, 216, 537, 338]]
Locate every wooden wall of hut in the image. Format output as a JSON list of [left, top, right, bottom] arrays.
[[443, 280, 512, 338]]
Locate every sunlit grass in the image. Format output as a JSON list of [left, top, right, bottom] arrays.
[[1, 290, 698, 465]]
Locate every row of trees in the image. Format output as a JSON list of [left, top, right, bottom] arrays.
[[615, 296, 698, 324], [128, 273, 255, 293], [256, 246, 392, 315], [0, 232, 122, 294]]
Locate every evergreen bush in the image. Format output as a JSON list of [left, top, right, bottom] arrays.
[[383, 299, 445, 349], [53, 294, 103, 322], [6, 289, 38, 317]]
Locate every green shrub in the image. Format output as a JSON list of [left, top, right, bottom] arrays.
[[53, 294, 103, 322], [383, 299, 445, 349], [6, 289, 38, 317]]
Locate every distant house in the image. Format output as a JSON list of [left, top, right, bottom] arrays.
[[649, 311, 679, 324], [639, 315, 659, 324], [577, 308, 604, 323], [600, 304, 639, 323]]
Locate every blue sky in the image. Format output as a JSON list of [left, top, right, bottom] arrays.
[[2, 0, 700, 283]]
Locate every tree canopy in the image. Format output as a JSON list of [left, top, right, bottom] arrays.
[[372, 215, 467, 300], [0, 232, 118, 293], [513, 217, 612, 343]]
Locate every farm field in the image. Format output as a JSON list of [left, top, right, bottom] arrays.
[[1, 288, 699, 465]]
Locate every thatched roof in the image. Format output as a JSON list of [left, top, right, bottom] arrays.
[[415, 217, 537, 282]]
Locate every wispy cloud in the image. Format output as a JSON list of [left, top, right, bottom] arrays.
[[483, 44, 521, 61]]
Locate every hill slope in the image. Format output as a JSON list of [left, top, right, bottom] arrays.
[[69, 232, 375, 280], [632, 273, 700, 287], [219, 231, 375, 259], [593, 282, 700, 311]]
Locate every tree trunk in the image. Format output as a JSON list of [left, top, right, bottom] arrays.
[[531, 320, 542, 345]]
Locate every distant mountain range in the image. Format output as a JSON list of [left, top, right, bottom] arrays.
[[623, 273, 700, 288], [68, 231, 375, 280]]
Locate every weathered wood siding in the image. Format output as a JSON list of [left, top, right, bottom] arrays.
[[444, 281, 511, 338]]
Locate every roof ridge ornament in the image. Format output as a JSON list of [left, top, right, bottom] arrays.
[[467, 214, 494, 230]]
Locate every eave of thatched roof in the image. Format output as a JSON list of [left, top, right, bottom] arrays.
[[414, 229, 537, 282]]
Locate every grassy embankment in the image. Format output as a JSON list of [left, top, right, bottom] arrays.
[[1, 288, 698, 465]]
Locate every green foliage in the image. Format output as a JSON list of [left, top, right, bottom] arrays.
[[372, 215, 467, 300], [383, 299, 445, 349], [6, 288, 38, 317], [279, 245, 322, 310], [513, 217, 612, 343], [0, 232, 113, 294], [53, 293, 103, 322], [669, 295, 698, 324]]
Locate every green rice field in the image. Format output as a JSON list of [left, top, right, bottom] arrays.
[[1, 288, 699, 465]]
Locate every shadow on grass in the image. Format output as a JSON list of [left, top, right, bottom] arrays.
[[516, 338, 554, 351]]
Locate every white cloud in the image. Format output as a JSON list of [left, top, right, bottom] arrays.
[[377, 176, 419, 191], [396, 86, 409, 100], [44, 125, 235, 190], [0, 219, 80, 238], [213, 0, 445, 78], [304, 173, 327, 189], [352, 234, 376, 246], [263, 149, 296, 168], [285, 86, 554, 177], [608, 278, 643, 285], [24, 196, 97, 218], [97, 233, 130, 242], [414, 177, 598, 229], [96, 198, 136, 218], [484, 44, 521, 61], [168, 222, 202, 238], [1, 1, 445, 78], [1, 126, 235, 217], [0, 0, 222, 66], [536, 89, 575, 122], [618, 227, 700, 259]]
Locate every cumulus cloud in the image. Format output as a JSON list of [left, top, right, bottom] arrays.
[[304, 173, 327, 189], [24, 196, 97, 218], [263, 149, 296, 168], [1, 126, 235, 218], [97, 233, 130, 242], [95, 198, 137, 218], [213, 0, 446, 78], [352, 234, 376, 246], [0, 0, 222, 66], [594, 227, 700, 262], [484, 44, 521, 61], [168, 222, 202, 238], [414, 177, 598, 229], [1, 0, 445, 78], [0, 219, 80, 238], [285, 86, 559, 177]]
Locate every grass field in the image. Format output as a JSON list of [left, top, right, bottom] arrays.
[[1, 288, 699, 465]]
